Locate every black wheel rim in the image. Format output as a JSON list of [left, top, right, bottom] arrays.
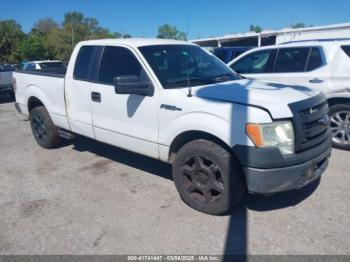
[[180, 155, 224, 204], [330, 110, 350, 146], [32, 115, 47, 140]]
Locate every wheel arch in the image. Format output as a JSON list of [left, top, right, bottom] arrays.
[[27, 96, 45, 113], [168, 130, 234, 164], [327, 97, 350, 107], [25, 84, 50, 114]]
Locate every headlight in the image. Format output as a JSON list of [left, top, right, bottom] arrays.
[[246, 121, 295, 155]]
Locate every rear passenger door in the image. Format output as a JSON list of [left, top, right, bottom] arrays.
[[89, 45, 159, 158], [65, 45, 103, 138]]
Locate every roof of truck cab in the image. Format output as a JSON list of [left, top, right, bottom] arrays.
[[78, 38, 195, 47]]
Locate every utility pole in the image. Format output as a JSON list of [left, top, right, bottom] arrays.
[[70, 23, 75, 48]]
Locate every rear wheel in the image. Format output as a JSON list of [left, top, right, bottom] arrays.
[[329, 104, 350, 150], [30, 106, 62, 149], [172, 139, 246, 215]]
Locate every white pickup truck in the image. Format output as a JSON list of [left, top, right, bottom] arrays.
[[14, 39, 331, 215]]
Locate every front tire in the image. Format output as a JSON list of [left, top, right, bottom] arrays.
[[30, 106, 62, 149], [172, 139, 246, 215], [329, 104, 350, 150]]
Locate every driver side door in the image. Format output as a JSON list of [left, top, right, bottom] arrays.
[[90, 45, 159, 158]]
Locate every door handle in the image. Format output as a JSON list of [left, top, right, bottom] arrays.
[[91, 91, 101, 102], [309, 78, 323, 84]]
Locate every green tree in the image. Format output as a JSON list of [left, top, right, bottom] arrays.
[[45, 26, 72, 61], [46, 11, 124, 61], [112, 32, 123, 38], [19, 29, 47, 60], [291, 22, 311, 29], [0, 20, 24, 63], [1, 13, 130, 63], [34, 18, 59, 34], [157, 24, 187, 40], [249, 24, 262, 33]]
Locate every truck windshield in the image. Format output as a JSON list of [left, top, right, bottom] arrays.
[[139, 45, 239, 89]]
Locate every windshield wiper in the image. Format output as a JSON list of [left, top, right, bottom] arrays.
[[166, 77, 207, 88]]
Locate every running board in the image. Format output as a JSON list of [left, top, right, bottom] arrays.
[[58, 129, 75, 140]]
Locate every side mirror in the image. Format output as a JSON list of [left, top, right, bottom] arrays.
[[114, 75, 153, 96]]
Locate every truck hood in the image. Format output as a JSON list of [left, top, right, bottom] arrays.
[[191, 79, 319, 119]]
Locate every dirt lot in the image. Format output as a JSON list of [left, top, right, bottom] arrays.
[[0, 95, 349, 255]]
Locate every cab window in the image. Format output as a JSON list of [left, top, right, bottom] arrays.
[[74, 46, 95, 81], [97, 46, 148, 85]]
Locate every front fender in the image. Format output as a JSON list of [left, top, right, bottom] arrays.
[[159, 112, 233, 148], [158, 104, 272, 162]]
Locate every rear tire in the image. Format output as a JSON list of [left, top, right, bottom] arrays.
[[172, 139, 246, 215], [30, 106, 62, 149], [329, 104, 350, 150]]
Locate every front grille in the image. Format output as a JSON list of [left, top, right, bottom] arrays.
[[289, 94, 330, 152]]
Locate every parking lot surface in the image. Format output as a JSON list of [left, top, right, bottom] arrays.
[[0, 96, 349, 255]]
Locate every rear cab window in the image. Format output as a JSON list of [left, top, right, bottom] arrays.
[[74, 46, 95, 81]]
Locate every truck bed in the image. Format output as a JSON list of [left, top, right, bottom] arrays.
[[13, 70, 69, 130], [15, 68, 66, 78]]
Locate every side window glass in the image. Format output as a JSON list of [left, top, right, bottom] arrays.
[[74, 46, 95, 81], [230, 50, 271, 74], [307, 48, 323, 71], [26, 63, 35, 71], [274, 48, 309, 73], [341, 45, 350, 57], [98, 46, 147, 85]]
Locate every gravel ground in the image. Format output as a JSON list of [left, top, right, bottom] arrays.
[[0, 95, 349, 255]]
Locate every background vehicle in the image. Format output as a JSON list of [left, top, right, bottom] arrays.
[[214, 47, 252, 64], [22, 60, 67, 74], [0, 64, 16, 99], [13, 39, 331, 215], [229, 40, 350, 150]]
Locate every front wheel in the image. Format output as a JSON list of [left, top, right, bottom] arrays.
[[329, 104, 350, 150], [30, 106, 62, 149], [172, 139, 246, 215]]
